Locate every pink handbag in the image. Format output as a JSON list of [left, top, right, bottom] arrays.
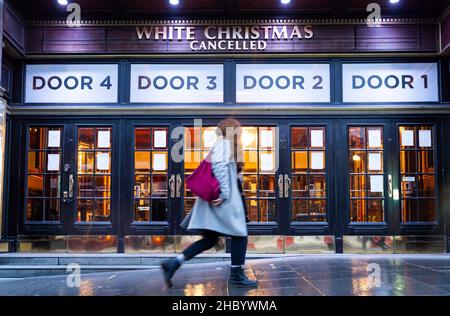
[[185, 153, 221, 202]]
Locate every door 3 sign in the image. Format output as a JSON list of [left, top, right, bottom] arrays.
[[342, 63, 439, 103], [130, 64, 224, 103], [236, 64, 331, 103], [25, 64, 118, 103]]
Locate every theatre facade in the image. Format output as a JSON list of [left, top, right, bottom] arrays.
[[0, 1, 449, 254]]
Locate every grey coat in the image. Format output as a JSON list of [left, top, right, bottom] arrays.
[[184, 137, 248, 237]]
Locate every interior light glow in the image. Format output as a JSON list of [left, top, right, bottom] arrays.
[[389, 0, 400, 3], [352, 154, 361, 162], [169, 0, 180, 5], [280, 0, 292, 4], [57, 0, 68, 5]]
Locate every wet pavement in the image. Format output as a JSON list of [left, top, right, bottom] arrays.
[[1, 254, 450, 296]]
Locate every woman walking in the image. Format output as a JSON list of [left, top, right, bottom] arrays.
[[161, 118, 257, 287]]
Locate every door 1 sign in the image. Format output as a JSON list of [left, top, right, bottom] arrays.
[[25, 64, 119, 103], [342, 63, 439, 103]]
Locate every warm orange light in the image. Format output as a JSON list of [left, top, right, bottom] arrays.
[[352, 154, 361, 162]]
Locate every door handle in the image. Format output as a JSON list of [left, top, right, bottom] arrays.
[[68, 174, 74, 198], [169, 175, 175, 198], [277, 175, 284, 198], [284, 174, 291, 198], [176, 174, 182, 198], [388, 174, 393, 198]]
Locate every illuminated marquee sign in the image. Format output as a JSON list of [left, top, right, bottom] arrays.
[[135, 24, 313, 51]]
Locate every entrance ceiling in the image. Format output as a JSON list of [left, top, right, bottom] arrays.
[[12, 0, 450, 20]]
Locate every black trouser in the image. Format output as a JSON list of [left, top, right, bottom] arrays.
[[182, 230, 248, 266]]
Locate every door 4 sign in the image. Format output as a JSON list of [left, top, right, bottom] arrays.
[[342, 63, 439, 103], [25, 64, 118, 103], [130, 64, 224, 103]]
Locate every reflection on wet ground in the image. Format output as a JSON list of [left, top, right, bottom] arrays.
[[1, 254, 450, 296]]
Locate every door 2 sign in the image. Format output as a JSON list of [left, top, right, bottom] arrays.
[[236, 64, 331, 103], [130, 64, 224, 103], [342, 63, 439, 103], [25, 64, 119, 103]]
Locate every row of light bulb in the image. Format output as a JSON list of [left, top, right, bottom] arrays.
[[57, 0, 400, 7]]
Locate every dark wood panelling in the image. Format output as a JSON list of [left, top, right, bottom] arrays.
[[3, 2, 25, 53], [25, 23, 438, 55]]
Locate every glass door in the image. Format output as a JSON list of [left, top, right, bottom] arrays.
[[338, 121, 394, 240], [181, 122, 282, 234], [284, 123, 335, 236], [395, 123, 442, 235]]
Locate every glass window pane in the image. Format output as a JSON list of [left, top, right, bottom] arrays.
[[309, 175, 326, 197], [184, 199, 195, 217], [310, 127, 325, 149], [349, 127, 365, 149], [184, 151, 201, 172], [78, 128, 95, 150], [309, 151, 325, 170], [399, 126, 415, 148], [97, 128, 111, 149], [292, 199, 308, 221], [78, 176, 94, 198], [135, 199, 150, 222], [368, 200, 384, 222], [152, 175, 167, 198], [350, 199, 366, 222], [28, 151, 45, 173], [78, 151, 94, 174], [152, 152, 167, 172], [29, 127, 46, 150], [292, 174, 308, 198], [246, 199, 258, 221], [77, 199, 93, 222], [94, 175, 111, 198], [401, 176, 417, 198], [260, 199, 276, 222], [243, 151, 258, 172], [96, 152, 111, 173], [350, 175, 366, 198], [367, 127, 383, 149], [28, 175, 44, 197], [153, 129, 168, 149], [417, 175, 435, 197], [27, 199, 44, 221], [241, 127, 257, 150], [45, 199, 60, 221], [291, 127, 308, 149], [259, 175, 275, 197], [202, 127, 217, 150], [259, 127, 275, 149], [418, 150, 434, 173], [134, 175, 150, 198], [418, 127, 433, 148], [292, 151, 307, 171], [184, 127, 200, 150], [135, 128, 151, 149], [134, 151, 150, 173], [309, 200, 326, 222], [152, 199, 167, 221], [418, 199, 436, 222], [400, 150, 417, 174], [44, 175, 60, 198], [402, 199, 418, 222], [259, 151, 275, 172], [349, 151, 366, 173], [243, 175, 258, 198], [93, 199, 110, 222]]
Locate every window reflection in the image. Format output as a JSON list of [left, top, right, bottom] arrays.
[[348, 126, 384, 223], [26, 127, 62, 222], [76, 127, 112, 222], [133, 127, 169, 222], [400, 125, 437, 222], [291, 127, 327, 222]]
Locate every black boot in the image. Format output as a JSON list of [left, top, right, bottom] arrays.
[[228, 266, 258, 287], [161, 258, 181, 288]]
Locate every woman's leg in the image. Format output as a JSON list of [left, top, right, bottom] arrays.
[[230, 236, 248, 266], [182, 230, 219, 261], [229, 236, 257, 287]]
